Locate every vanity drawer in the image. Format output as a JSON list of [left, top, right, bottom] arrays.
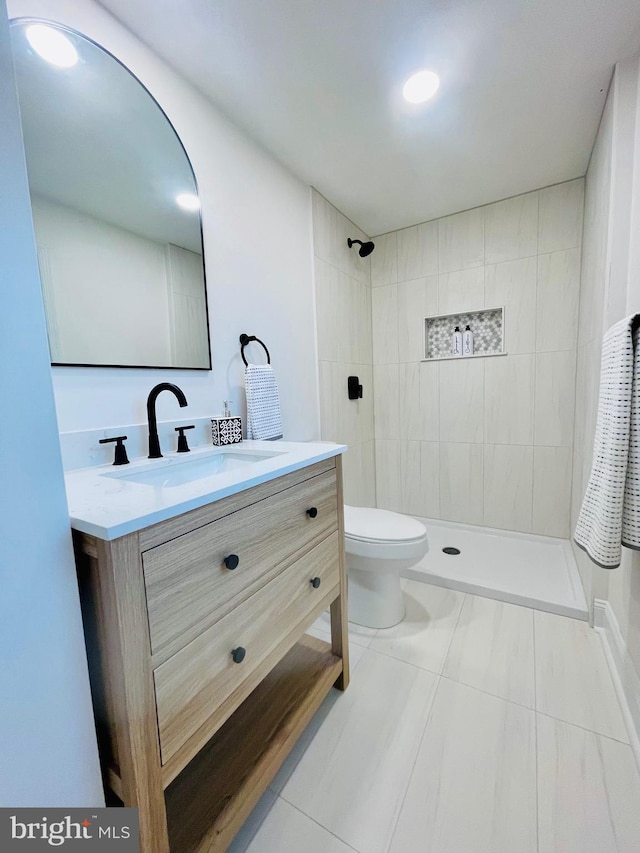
[[143, 470, 338, 658], [153, 531, 340, 765]]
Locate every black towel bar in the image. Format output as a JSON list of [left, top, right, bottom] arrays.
[[239, 333, 271, 367]]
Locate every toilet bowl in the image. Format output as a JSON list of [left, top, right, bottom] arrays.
[[344, 505, 429, 629]]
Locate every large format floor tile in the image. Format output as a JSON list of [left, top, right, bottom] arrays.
[[280, 649, 439, 853], [306, 621, 331, 643], [537, 714, 640, 853], [389, 678, 537, 853], [369, 581, 464, 673], [443, 595, 535, 706], [312, 610, 378, 648], [234, 797, 356, 853], [534, 610, 628, 741], [268, 690, 340, 795], [304, 626, 368, 673], [231, 588, 637, 853], [227, 789, 279, 853]]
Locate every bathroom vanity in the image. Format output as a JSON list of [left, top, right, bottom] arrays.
[[67, 441, 348, 852]]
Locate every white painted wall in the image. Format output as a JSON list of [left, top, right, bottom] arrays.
[[0, 0, 103, 805], [8, 0, 320, 441]]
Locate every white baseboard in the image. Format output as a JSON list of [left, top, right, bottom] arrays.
[[593, 598, 640, 769]]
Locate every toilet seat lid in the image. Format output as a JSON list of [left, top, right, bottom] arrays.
[[344, 505, 427, 544]]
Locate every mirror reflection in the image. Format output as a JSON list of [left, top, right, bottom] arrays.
[[10, 20, 211, 369]]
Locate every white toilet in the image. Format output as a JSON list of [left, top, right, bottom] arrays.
[[343, 505, 429, 629]]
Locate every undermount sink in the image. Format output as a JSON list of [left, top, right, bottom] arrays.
[[101, 449, 285, 488]]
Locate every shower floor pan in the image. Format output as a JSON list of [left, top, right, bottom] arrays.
[[403, 518, 588, 620]]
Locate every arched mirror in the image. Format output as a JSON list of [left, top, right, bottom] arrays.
[[10, 20, 211, 369]]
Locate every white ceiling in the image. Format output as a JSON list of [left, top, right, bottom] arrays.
[[97, 0, 640, 236]]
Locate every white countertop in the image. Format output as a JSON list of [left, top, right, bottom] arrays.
[[65, 440, 347, 541]]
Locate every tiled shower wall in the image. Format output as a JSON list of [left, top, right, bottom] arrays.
[[570, 95, 613, 604], [371, 179, 584, 537], [312, 190, 376, 506], [570, 55, 640, 664]]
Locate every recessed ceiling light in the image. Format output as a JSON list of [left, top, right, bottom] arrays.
[[402, 69, 440, 104], [176, 193, 200, 212], [26, 24, 78, 68]]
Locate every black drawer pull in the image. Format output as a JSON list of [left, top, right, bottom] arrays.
[[310, 577, 321, 589], [306, 507, 318, 518], [224, 554, 240, 570], [231, 647, 246, 664]]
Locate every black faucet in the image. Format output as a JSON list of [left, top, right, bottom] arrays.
[[147, 382, 188, 458]]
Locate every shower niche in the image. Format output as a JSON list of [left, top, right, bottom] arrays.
[[423, 306, 505, 361]]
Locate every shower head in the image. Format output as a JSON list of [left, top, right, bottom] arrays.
[[347, 238, 375, 257]]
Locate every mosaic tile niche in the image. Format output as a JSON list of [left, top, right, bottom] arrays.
[[424, 307, 504, 360]]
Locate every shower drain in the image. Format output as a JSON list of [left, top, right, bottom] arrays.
[[442, 546, 461, 555]]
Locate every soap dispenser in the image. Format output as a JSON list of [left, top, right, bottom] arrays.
[[211, 401, 243, 446], [463, 325, 474, 356], [452, 326, 463, 357]]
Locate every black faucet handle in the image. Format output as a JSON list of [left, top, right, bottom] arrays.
[[99, 435, 129, 466], [175, 424, 195, 453]]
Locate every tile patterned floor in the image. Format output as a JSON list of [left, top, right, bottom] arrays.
[[228, 581, 640, 853]]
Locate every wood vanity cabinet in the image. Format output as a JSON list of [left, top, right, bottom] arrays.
[[74, 455, 349, 852]]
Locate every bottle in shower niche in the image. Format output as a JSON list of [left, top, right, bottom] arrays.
[[463, 324, 474, 356], [452, 325, 463, 357]]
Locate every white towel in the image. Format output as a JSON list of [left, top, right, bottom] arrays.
[[623, 320, 640, 550], [575, 315, 640, 568], [245, 364, 283, 441]]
